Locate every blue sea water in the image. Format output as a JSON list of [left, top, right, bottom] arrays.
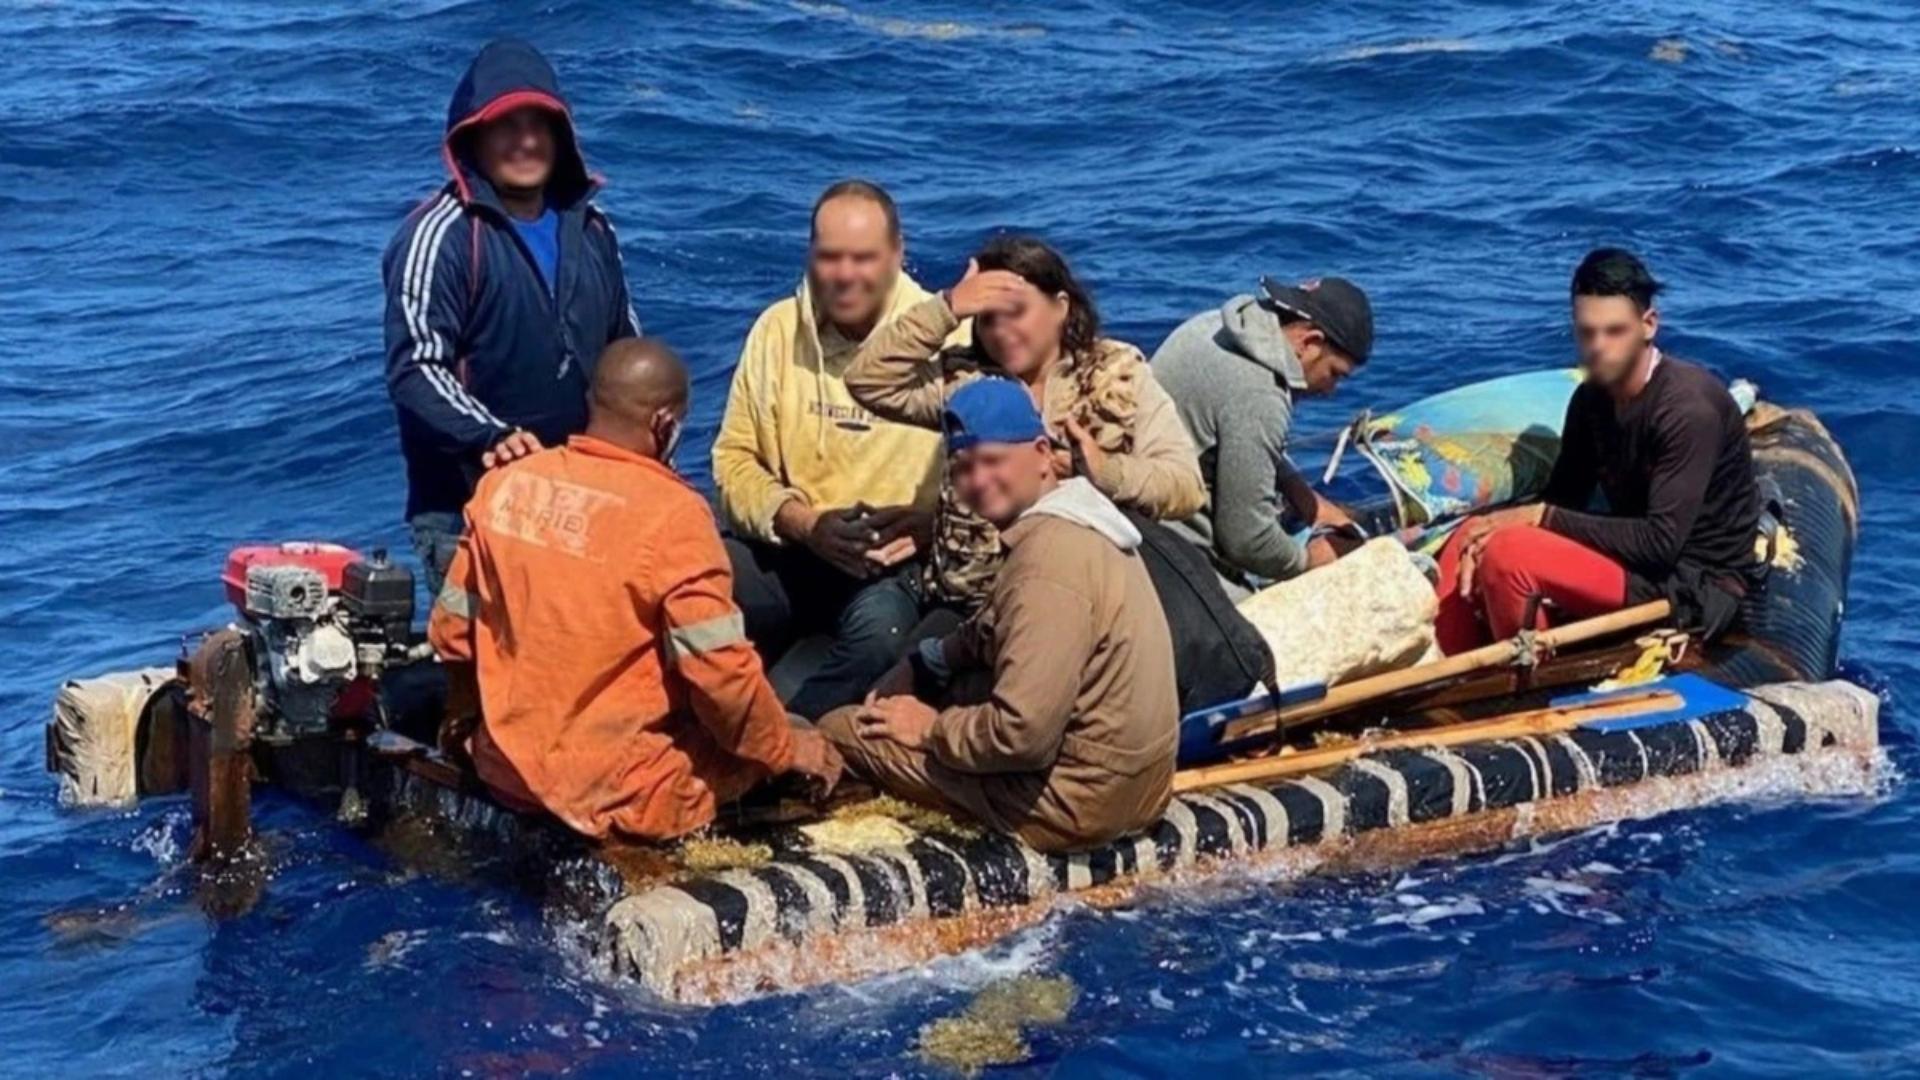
[[2, 0, 1917, 1074]]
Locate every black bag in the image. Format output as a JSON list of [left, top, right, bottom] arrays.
[[1634, 476, 1782, 641], [1125, 511, 1276, 715]]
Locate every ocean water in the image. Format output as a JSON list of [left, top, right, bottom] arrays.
[[2, 1, 1916, 1075]]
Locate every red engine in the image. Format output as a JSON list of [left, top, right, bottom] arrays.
[[216, 541, 417, 736], [222, 542, 362, 613]]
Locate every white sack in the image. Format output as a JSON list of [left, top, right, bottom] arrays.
[[1237, 538, 1439, 689]]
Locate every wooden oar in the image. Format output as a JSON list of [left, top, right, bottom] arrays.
[[1175, 686, 1684, 793], [1218, 599, 1673, 745]]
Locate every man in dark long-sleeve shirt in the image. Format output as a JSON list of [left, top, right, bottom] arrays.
[[1434, 249, 1759, 652]]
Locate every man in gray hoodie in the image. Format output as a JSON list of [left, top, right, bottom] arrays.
[[1153, 276, 1374, 597]]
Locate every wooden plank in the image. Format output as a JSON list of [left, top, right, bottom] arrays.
[[1219, 600, 1672, 744], [1176, 688, 1684, 793], [1393, 639, 1651, 715]]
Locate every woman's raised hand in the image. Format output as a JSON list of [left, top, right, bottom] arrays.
[[947, 258, 1030, 318]]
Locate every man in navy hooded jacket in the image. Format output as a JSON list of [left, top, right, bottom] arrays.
[[383, 39, 640, 589]]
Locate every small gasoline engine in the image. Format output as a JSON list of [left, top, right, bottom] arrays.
[[220, 542, 421, 739]]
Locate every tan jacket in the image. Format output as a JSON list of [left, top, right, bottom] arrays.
[[930, 482, 1178, 849], [846, 294, 1205, 604]]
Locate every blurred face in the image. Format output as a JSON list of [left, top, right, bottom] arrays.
[[474, 107, 556, 194], [810, 196, 901, 331], [977, 281, 1069, 376], [1572, 294, 1658, 387], [951, 438, 1053, 528], [1285, 322, 1358, 397]]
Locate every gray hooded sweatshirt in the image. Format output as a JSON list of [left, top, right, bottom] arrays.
[[1151, 294, 1310, 590]]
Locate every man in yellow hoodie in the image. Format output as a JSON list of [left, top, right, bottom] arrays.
[[713, 180, 956, 717]]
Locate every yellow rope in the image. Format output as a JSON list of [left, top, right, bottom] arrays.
[[1592, 631, 1689, 693]]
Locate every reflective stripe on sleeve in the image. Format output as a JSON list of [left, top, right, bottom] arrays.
[[435, 582, 477, 620], [666, 611, 747, 660]]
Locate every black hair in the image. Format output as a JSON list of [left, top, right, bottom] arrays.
[[1571, 247, 1663, 313], [811, 179, 900, 243], [972, 234, 1101, 363]]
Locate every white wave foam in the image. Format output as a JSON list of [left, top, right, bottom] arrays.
[[364, 928, 431, 972], [1523, 872, 1623, 925], [1333, 38, 1481, 62], [788, 0, 1041, 42], [835, 916, 1062, 1004], [130, 807, 189, 867], [1371, 896, 1486, 928]]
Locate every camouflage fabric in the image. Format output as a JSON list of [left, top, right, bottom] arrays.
[[926, 478, 1008, 605], [924, 340, 1143, 606], [1067, 342, 1141, 454]]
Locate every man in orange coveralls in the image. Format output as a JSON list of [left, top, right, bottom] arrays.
[[429, 337, 843, 841]]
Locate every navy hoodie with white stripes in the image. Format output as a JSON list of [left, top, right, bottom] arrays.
[[382, 39, 639, 518]]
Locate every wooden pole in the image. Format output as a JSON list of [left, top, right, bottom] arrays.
[[187, 629, 257, 864], [1218, 599, 1673, 744], [1176, 687, 1683, 793]]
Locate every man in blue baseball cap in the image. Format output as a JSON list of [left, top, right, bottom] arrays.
[[819, 378, 1179, 852]]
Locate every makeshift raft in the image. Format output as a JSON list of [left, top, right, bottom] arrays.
[[43, 374, 1875, 1005], [598, 679, 1878, 1002], [508, 390, 1879, 1003]]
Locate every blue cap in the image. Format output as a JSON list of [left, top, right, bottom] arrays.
[[943, 377, 1046, 452]]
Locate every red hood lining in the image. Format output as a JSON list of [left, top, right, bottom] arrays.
[[441, 90, 589, 205]]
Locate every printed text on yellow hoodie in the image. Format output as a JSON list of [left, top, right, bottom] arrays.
[[712, 272, 964, 541]]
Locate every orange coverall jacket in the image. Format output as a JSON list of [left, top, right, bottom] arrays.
[[427, 435, 794, 841]]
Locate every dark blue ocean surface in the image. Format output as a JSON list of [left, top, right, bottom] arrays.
[[2, 2, 1916, 1075]]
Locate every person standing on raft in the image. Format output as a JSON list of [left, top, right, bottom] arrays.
[[1434, 248, 1761, 652], [382, 39, 641, 591], [429, 339, 842, 842], [821, 379, 1177, 853]]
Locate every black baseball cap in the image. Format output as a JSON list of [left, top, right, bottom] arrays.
[[1260, 275, 1374, 364]]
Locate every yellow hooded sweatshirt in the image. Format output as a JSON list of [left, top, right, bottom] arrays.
[[712, 272, 962, 542]]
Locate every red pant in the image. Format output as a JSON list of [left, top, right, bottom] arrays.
[[1434, 525, 1629, 653]]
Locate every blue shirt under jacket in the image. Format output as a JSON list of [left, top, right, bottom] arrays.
[[510, 207, 560, 297]]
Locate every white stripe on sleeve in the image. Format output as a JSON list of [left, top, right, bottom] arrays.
[[401, 196, 459, 352], [397, 195, 507, 432]]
